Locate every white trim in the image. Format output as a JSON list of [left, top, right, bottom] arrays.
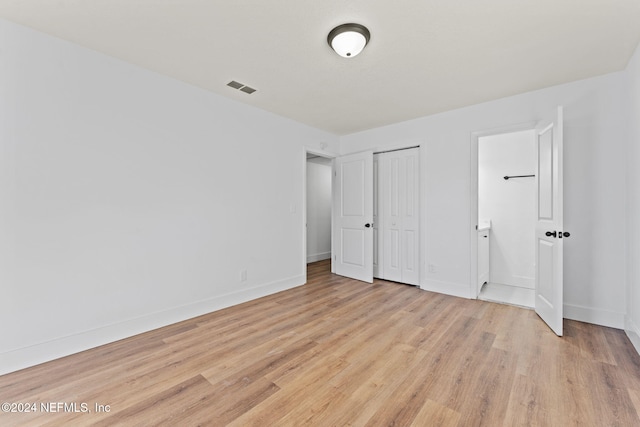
[[419, 145, 427, 294], [563, 303, 625, 329], [306, 147, 336, 159], [625, 316, 640, 356], [302, 148, 308, 283], [421, 279, 473, 299], [0, 275, 304, 376], [307, 251, 331, 263], [490, 274, 535, 290]]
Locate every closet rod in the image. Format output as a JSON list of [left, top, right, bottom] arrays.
[[373, 145, 420, 155], [503, 174, 535, 180]]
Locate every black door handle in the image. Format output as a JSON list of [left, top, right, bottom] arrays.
[[365, 223, 371, 228], [545, 231, 557, 237], [562, 232, 570, 238]]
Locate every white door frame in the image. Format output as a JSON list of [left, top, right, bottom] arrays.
[[303, 147, 336, 284], [469, 122, 537, 298]]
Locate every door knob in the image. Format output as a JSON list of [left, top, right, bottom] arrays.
[[545, 231, 557, 237], [562, 231, 570, 238], [365, 223, 371, 228]]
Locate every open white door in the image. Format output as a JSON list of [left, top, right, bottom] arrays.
[[535, 106, 564, 336], [333, 151, 374, 283]]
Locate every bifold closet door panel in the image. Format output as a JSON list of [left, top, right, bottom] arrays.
[[400, 149, 419, 285], [373, 157, 382, 279], [383, 156, 402, 282], [378, 148, 419, 285]]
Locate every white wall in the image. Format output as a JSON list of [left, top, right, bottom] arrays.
[[341, 70, 628, 329], [0, 19, 339, 375], [625, 42, 640, 351], [306, 158, 332, 263], [479, 130, 536, 289]]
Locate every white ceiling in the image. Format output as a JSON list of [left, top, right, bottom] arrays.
[[2, 1, 639, 135]]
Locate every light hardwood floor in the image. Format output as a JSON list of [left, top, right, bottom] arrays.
[[2, 259, 640, 426]]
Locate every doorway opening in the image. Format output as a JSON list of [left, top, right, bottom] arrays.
[[477, 129, 536, 308], [471, 107, 565, 335], [306, 153, 332, 264], [304, 149, 335, 283]]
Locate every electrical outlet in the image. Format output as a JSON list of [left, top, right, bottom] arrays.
[[240, 269, 247, 282]]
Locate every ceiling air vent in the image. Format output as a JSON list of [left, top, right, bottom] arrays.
[[226, 80, 244, 89], [226, 80, 257, 94]]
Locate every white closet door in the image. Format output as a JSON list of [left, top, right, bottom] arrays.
[[378, 148, 420, 285], [383, 154, 402, 282], [373, 156, 383, 279], [401, 150, 420, 285]]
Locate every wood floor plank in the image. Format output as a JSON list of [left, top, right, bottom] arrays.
[[1, 259, 640, 426], [227, 353, 349, 426], [325, 344, 428, 426], [89, 375, 216, 427], [455, 347, 517, 426], [411, 399, 462, 427], [627, 387, 640, 421], [564, 320, 618, 365], [503, 373, 553, 427], [605, 327, 640, 388]]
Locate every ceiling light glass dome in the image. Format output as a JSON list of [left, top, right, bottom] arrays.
[[328, 23, 370, 58]]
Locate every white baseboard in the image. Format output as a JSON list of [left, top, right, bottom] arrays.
[[0, 275, 305, 376], [625, 315, 640, 356], [563, 303, 625, 329], [420, 279, 472, 299], [490, 273, 534, 289], [307, 252, 331, 263]]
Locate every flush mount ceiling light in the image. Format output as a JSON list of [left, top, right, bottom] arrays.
[[327, 23, 370, 58]]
